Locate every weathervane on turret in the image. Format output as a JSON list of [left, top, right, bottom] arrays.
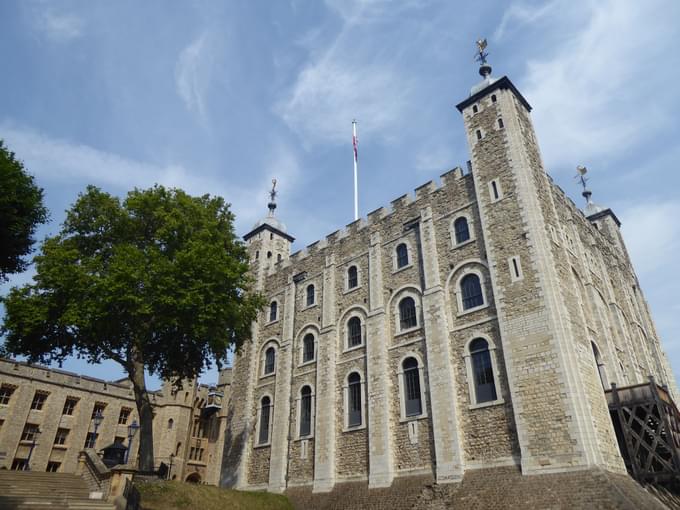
[[475, 38, 492, 78], [267, 178, 277, 217], [575, 165, 592, 203]]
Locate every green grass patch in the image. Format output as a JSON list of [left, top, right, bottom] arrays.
[[137, 481, 294, 510]]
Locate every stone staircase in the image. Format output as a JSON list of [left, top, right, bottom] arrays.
[[0, 471, 116, 510]]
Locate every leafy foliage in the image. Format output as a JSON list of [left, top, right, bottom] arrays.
[[0, 139, 48, 280]]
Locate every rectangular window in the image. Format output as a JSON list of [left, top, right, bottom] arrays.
[[46, 462, 61, 472], [509, 256, 523, 282], [118, 407, 131, 425], [114, 436, 125, 445], [91, 403, 106, 419], [300, 395, 312, 437], [259, 405, 271, 445], [348, 383, 362, 427], [54, 428, 69, 446], [62, 398, 78, 416], [11, 458, 28, 471], [21, 423, 40, 442], [497, 118, 504, 129], [84, 432, 98, 449], [404, 370, 422, 417], [0, 385, 15, 405], [489, 179, 501, 201], [31, 391, 48, 411]]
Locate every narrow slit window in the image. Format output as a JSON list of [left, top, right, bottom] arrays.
[[472, 105, 478, 113], [510, 256, 522, 281], [403, 358, 422, 417], [476, 130, 482, 141], [490, 180, 500, 200], [299, 386, 313, 437], [259, 396, 271, 444], [498, 118, 504, 129], [347, 373, 362, 427], [491, 94, 497, 103]]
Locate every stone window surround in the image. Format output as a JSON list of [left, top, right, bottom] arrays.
[[391, 287, 423, 336], [391, 238, 414, 273], [303, 282, 317, 309], [463, 334, 505, 409], [342, 368, 367, 432], [259, 339, 279, 378], [297, 326, 319, 366], [267, 299, 281, 324], [508, 256, 524, 282], [294, 383, 316, 440], [488, 178, 503, 203], [396, 352, 428, 422], [450, 212, 476, 249], [341, 308, 367, 352], [255, 392, 274, 448], [453, 266, 489, 317], [344, 264, 362, 293]]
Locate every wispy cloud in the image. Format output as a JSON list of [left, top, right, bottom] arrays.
[[32, 8, 84, 41], [502, 0, 678, 171], [175, 33, 214, 125], [493, 1, 560, 41]]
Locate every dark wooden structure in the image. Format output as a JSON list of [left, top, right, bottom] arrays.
[[606, 378, 680, 491]]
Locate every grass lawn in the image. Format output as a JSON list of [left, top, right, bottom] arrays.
[[137, 481, 294, 510]]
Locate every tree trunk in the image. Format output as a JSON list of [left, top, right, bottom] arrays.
[[128, 350, 155, 473]]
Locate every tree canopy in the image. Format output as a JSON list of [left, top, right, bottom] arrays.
[[0, 139, 48, 280], [1, 185, 262, 471]]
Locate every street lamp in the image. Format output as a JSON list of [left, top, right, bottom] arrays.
[[92, 410, 104, 449], [125, 420, 140, 465], [168, 453, 174, 480], [26, 428, 41, 471]]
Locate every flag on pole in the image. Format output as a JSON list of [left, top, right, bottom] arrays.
[[352, 124, 358, 162], [352, 120, 359, 221]]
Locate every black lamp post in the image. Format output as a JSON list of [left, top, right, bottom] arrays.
[[26, 428, 41, 471], [125, 420, 140, 465], [168, 453, 174, 480], [92, 410, 104, 449]]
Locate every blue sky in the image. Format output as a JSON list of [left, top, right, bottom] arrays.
[[1, 0, 679, 389]]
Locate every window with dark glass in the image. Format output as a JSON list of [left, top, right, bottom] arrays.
[[11, 458, 28, 471], [46, 462, 61, 472], [399, 297, 417, 330], [84, 432, 98, 449], [461, 274, 484, 310], [21, 423, 40, 442], [54, 428, 69, 446], [91, 403, 106, 419], [396, 243, 409, 268], [62, 397, 78, 415], [454, 217, 470, 244], [348, 372, 362, 427], [469, 338, 497, 403], [306, 285, 315, 306], [269, 301, 278, 321], [259, 396, 271, 444], [347, 266, 358, 289], [31, 391, 48, 411], [264, 347, 276, 375], [403, 358, 422, 416], [299, 386, 312, 437], [118, 407, 131, 425], [347, 317, 362, 347], [0, 385, 15, 405], [303, 333, 315, 363]]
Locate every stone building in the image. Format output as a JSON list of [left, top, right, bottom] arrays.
[[0, 357, 231, 485], [220, 52, 679, 504]]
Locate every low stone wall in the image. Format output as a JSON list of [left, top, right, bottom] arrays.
[[285, 467, 673, 510]]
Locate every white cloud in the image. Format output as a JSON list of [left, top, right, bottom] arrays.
[[620, 200, 680, 278], [0, 122, 303, 235], [175, 33, 214, 124], [493, 1, 560, 41], [32, 8, 84, 41], [505, 0, 677, 170]]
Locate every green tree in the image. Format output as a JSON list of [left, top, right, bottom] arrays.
[[0, 139, 49, 280], [1, 185, 262, 471]]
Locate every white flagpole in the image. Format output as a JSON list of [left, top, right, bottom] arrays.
[[352, 120, 359, 221]]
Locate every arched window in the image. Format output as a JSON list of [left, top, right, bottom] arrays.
[[347, 373, 362, 427], [306, 285, 315, 306], [299, 386, 312, 437], [592, 342, 607, 389], [269, 301, 278, 322], [469, 338, 497, 403], [259, 396, 272, 445], [264, 347, 276, 375], [347, 266, 358, 289], [347, 317, 362, 347], [277, 253, 282, 262], [403, 357, 422, 417], [461, 274, 483, 310], [454, 217, 470, 244], [396, 243, 409, 268], [175, 442, 182, 456], [399, 297, 417, 330], [168, 419, 174, 430], [302, 333, 315, 363]]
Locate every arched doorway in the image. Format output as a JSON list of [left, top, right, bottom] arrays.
[[185, 472, 201, 484]]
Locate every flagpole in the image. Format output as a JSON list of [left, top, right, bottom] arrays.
[[352, 120, 358, 221]]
